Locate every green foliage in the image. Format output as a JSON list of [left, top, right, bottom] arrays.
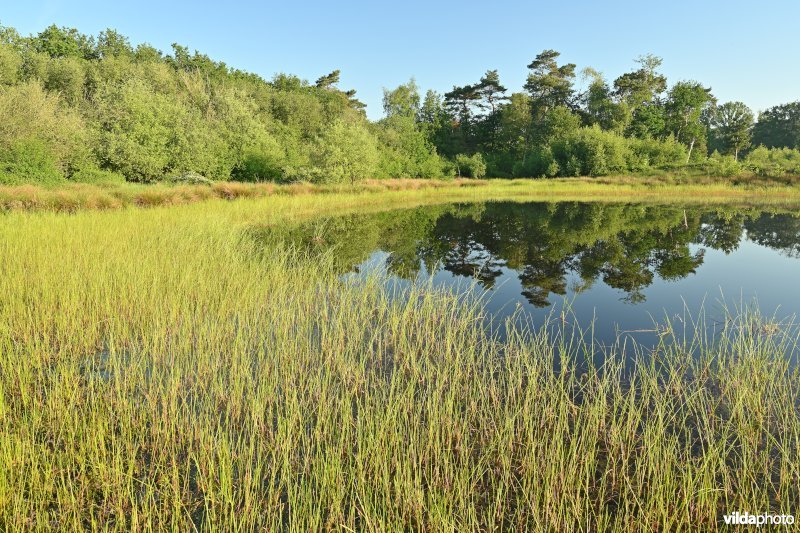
[[0, 82, 89, 178], [33, 24, 96, 59], [626, 103, 666, 139], [0, 44, 21, 85], [498, 93, 532, 155], [613, 54, 666, 109], [382, 80, 420, 118], [377, 114, 445, 178], [664, 81, 713, 160], [744, 146, 800, 177], [92, 79, 235, 182], [0, 137, 63, 185], [92, 80, 182, 181], [0, 22, 796, 185], [70, 166, 126, 185], [628, 136, 687, 169], [312, 119, 379, 184], [752, 101, 800, 149], [524, 49, 576, 115], [540, 105, 582, 144], [709, 101, 754, 160], [705, 151, 743, 177], [513, 146, 558, 178], [43, 57, 85, 104], [454, 153, 486, 178], [0, 23, 441, 185], [231, 148, 284, 182], [581, 68, 627, 132], [552, 127, 629, 176], [96, 29, 133, 59]]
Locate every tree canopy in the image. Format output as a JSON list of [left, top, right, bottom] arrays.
[[0, 22, 797, 185]]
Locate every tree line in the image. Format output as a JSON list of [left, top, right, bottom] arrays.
[[0, 23, 798, 185]]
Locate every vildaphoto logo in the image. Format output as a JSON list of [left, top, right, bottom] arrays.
[[722, 511, 795, 527]]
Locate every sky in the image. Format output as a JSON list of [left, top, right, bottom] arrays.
[[2, 0, 798, 119]]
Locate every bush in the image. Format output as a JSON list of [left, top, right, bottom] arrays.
[[93, 79, 236, 182], [629, 136, 687, 170], [705, 151, 743, 177], [0, 138, 64, 185], [454, 153, 486, 179], [551, 127, 629, 177], [43, 57, 85, 105], [230, 149, 283, 182], [418, 153, 449, 179], [544, 129, 689, 177], [70, 167, 126, 185], [0, 82, 90, 177], [513, 146, 559, 178], [375, 114, 447, 179], [312, 119, 379, 184], [484, 152, 514, 178], [0, 44, 21, 85], [744, 146, 800, 177]]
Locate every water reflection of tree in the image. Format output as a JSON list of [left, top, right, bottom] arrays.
[[745, 214, 800, 258], [698, 213, 745, 254], [274, 202, 800, 307], [426, 203, 709, 306]]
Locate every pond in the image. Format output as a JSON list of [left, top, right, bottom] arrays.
[[274, 201, 800, 349]]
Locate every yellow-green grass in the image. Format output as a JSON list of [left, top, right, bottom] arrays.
[[4, 174, 800, 213], [1, 190, 799, 530]]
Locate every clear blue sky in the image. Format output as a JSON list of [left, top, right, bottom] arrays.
[[3, 0, 798, 119]]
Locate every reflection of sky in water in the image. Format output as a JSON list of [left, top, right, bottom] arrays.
[[345, 237, 800, 350]]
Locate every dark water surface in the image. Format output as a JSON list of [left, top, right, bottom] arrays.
[[275, 201, 800, 348]]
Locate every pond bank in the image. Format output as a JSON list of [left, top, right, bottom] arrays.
[[3, 175, 800, 213]]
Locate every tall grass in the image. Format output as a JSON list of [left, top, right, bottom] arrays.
[[0, 179, 483, 213], [4, 175, 800, 213], [0, 197, 798, 530]]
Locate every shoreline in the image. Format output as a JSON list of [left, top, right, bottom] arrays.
[[3, 176, 800, 213]]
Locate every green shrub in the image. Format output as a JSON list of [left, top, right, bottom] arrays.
[[43, 57, 85, 105], [312, 119, 379, 184], [417, 152, 448, 179], [513, 146, 558, 178], [546, 128, 689, 177], [93, 79, 237, 182], [744, 146, 800, 177], [0, 44, 21, 85], [0, 82, 90, 176], [375, 114, 447, 179], [231, 149, 284, 182], [629, 136, 687, 169], [705, 151, 743, 177], [0, 137, 64, 185], [454, 153, 486, 179], [484, 152, 514, 178], [552, 126, 629, 177], [70, 167, 126, 185]]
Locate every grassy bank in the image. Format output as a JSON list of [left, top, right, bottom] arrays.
[[1, 191, 799, 530], [3, 174, 800, 213]]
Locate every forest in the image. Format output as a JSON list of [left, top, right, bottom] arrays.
[[1, 23, 799, 186]]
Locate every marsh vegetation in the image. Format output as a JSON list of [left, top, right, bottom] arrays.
[[1, 190, 798, 529]]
